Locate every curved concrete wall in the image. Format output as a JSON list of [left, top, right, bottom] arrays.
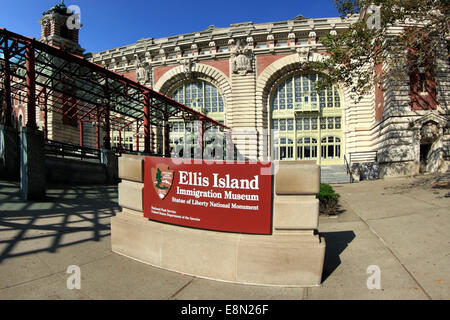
[[111, 155, 325, 286]]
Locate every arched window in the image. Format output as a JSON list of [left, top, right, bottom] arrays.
[[171, 81, 225, 123], [43, 22, 51, 38], [271, 73, 343, 164], [169, 80, 226, 159]]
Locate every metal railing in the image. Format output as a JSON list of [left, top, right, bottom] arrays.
[[343, 154, 354, 183], [44, 139, 101, 162]]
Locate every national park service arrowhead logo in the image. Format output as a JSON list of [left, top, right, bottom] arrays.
[[151, 163, 174, 200]]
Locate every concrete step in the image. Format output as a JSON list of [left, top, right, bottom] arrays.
[[320, 165, 351, 184], [320, 165, 347, 172]]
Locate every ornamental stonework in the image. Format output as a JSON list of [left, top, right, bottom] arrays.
[[135, 55, 150, 85], [181, 58, 195, 79], [231, 40, 253, 76], [420, 121, 440, 143]]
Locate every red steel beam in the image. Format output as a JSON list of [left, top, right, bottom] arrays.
[[144, 94, 150, 153], [63, 98, 82, 116], [2, 41, 12, 127], [79, 104, 98, 120], [26, 44, 36, 128], [79, 120, 83, 147], [1, 28, 229, 128]]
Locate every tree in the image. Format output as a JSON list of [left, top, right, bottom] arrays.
[[155, 168, 168, 189], [309, 0, 450, 100]]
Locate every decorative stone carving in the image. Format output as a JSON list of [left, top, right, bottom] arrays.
[[231, 39, 253, 76], [181, 58, 195, 79], [135, 55, 150, 85], [296, 47, 311, 62], [420, 121, 440, 143]]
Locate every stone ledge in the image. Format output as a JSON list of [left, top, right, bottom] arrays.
[[273, 196, 319, 230], [118, 154, 145, 182], [118, 180, 144, 212], [111, 211, 325, 286], [275, 162, 320, 195]]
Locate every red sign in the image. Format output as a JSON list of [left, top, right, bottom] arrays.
[[143, 156, 273, 234]]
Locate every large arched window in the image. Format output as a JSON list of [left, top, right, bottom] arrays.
[[169, 80, 226, 159], [171, 81, 225, 123], [271, 73, 343, 164]]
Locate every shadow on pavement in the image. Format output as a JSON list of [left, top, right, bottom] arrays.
[[319, 230, 356, 282], [0, 181, 119, 264]]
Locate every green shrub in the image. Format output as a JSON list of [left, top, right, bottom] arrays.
[[317, 183, 340, 215]]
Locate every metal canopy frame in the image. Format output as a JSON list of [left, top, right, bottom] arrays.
[[0, 28, 229, 155]]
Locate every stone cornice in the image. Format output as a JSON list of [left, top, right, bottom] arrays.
[[89, 16, 356, 68]]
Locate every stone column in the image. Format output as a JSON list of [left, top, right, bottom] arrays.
[[20, 127, 46, 200], [0, 125, 20, 181], [101, 149, 118, 184]]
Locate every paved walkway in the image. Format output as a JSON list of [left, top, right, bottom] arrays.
[[0, 174, 448, 300]]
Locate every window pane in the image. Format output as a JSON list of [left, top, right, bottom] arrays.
[[311, 118, 318, 130], [296, 118, 302, 130], [280, 147, 286, 160], [297, 146, 303, 159], [328, 145, 334, 158], [328, 117, 334, 129], [288, 146, 293, 158], [321, 145, 326, 159], [304, 118, 310, 130], [304, 146, 311, 159], [171, 81, 225, 121], [335, 117, 341, 129], [272, 119, 278, 130], [287, 119, 294, 131]]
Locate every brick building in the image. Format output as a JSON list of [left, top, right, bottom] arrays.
[[7, 2, 449, 180]]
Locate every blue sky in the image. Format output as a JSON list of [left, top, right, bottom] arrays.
[[0, 0, 340, 54]]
